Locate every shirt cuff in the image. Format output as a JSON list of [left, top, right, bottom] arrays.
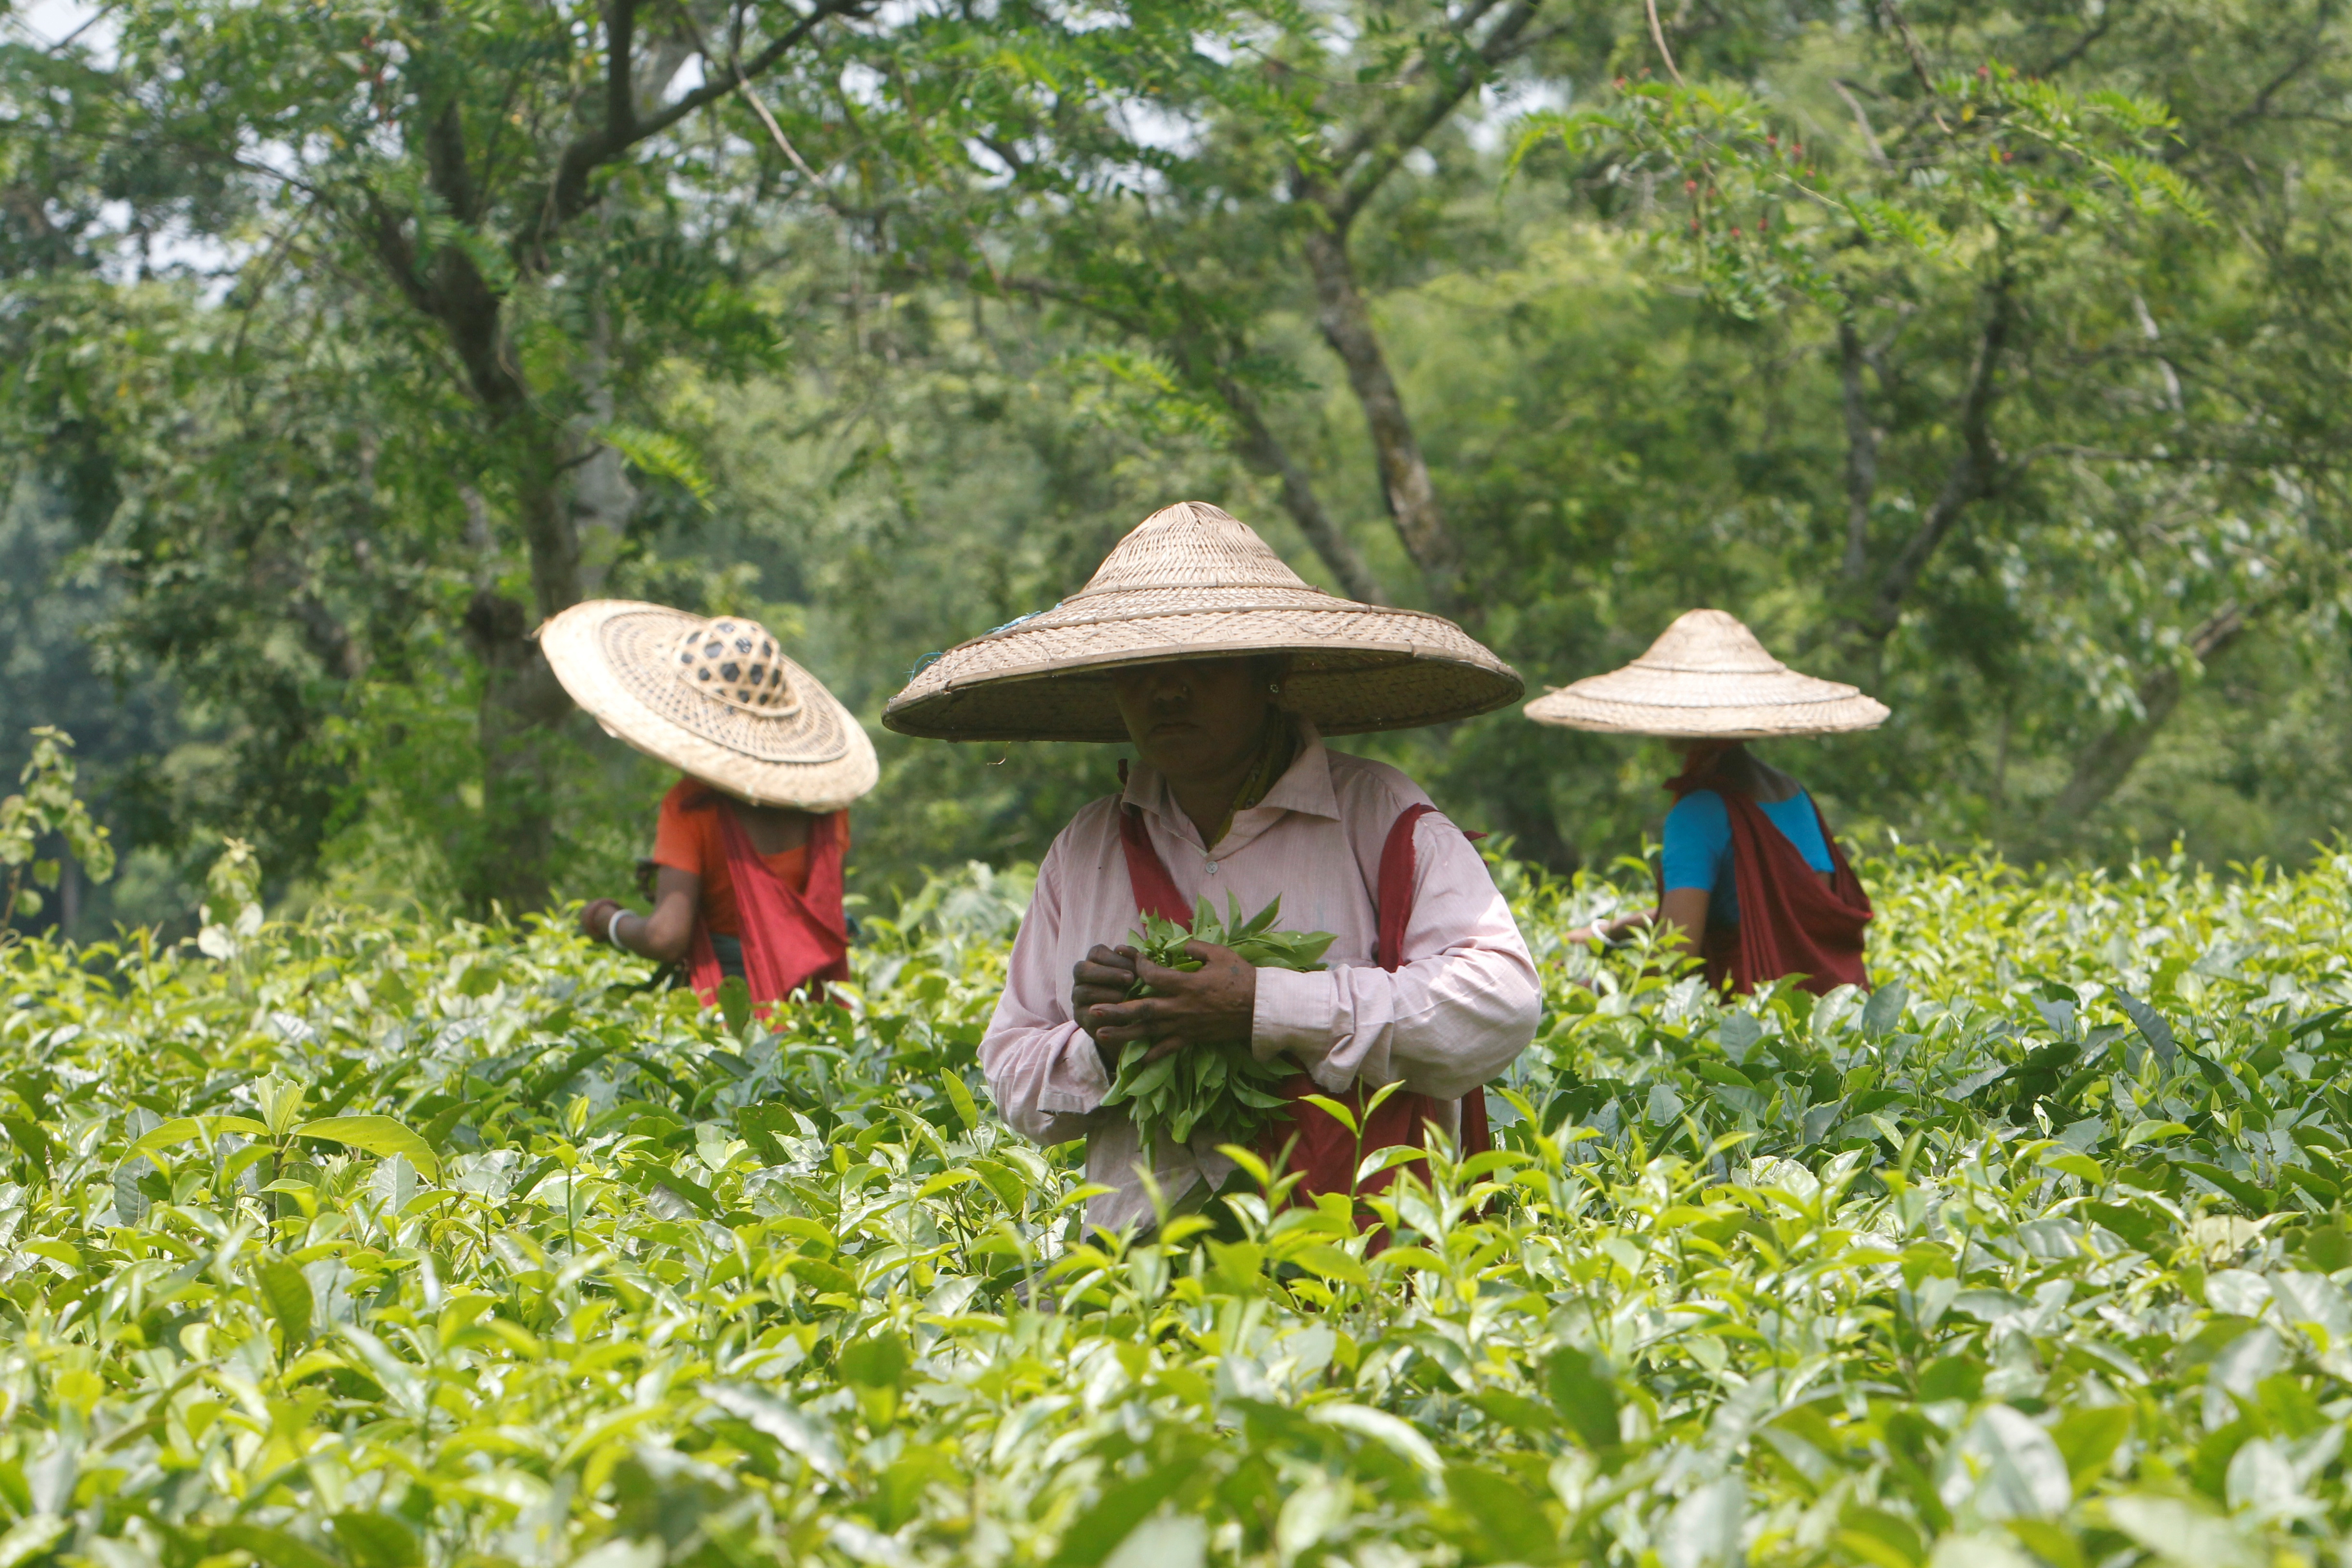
[[1252, 967, 1336, 1068], [1037, 1025, 1112, 1115]]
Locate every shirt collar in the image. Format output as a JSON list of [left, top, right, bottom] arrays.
[[1119, 719, 1339, 845]]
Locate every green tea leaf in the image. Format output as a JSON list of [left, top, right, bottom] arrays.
[[294, 1116, 442, 1182], [330, 1514, 419, 1568], [210, 1524, 340, 1568], [718, 975, 755, 1037], [254, 1255, 313, 1347], [941, 1071, 981, 1131], [1545, 1348, 1622, 1454]]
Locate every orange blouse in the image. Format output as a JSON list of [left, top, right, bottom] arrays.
[[651, 779, 850, 937]]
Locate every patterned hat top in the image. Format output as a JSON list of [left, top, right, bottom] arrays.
[[540, 601, 877, 808]]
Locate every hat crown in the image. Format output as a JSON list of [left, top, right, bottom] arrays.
[[669, 616, 804, 718], [1074, 501, 1318, 598], [1631, 609, 1787, 676]]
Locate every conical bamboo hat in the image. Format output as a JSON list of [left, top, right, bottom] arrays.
[[882, 501, 1522, 742], [540, 600, 878, 809], [1524, 609, 1889, 739]]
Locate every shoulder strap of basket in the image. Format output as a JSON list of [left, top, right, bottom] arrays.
[[1372, 802, 1493, 1160]]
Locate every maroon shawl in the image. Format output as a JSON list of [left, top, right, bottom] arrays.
[[1665, 775, 1871, 996]]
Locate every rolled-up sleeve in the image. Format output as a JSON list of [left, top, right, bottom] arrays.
[[977, 835, 1113, 1145], [1250, 812, 1539, 1099]]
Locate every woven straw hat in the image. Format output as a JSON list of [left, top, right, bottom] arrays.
[[882, 501, 1521, 742], [1524, 609, 1889, 739], [540, 600, 878, 808]]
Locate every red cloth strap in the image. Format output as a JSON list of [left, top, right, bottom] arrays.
[[1662, 780, 1872, 996], [1118, 796, 1192, 923], [1111, 790, 1491, 1220], [687, 808, 852, 1010]]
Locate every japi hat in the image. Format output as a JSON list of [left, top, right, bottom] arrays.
[[1524, 609, 1889, 739], [882, 501, 1521, 741], [539, 600, 878, 808]]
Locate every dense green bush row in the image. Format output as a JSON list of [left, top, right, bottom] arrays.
[[1, 846, 2350, 1568]]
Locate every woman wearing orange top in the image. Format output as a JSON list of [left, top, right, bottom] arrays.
[[541, 602, 878, 1008]]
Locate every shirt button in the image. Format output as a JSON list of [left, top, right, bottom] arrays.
[[1205, 860, 1218, 873]]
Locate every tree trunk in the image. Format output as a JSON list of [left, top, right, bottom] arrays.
[[2034, 602, 2252, 841], [1216, 375, 1388, 604], [1300, 219, 1463, 611], [567, 274, 639, 595], [1838, 282, 2014, 676], [455, 424, 592, 915], [462, 579, 574, 916]]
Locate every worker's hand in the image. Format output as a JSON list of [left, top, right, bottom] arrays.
[[1568, 909, 1655, 949], [1088, 941, 1257, 1065], [580, 898, 623, 943], [1072, 945, 1140, 1069]]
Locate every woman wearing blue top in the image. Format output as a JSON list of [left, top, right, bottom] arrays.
[[1525, 610, 1888, 994]]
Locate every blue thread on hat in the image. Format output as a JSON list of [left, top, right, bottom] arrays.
[[907, 601, 1064, 682], [982, 603, 1059, 637]]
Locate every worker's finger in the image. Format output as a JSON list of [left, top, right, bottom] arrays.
[[1130, 953, 1205, 992], [1090, 996, 1164, 1030], [1072, 962, 1136, 994]]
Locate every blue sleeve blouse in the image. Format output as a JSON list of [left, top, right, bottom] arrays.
[[1661, 789, 1833, 926]]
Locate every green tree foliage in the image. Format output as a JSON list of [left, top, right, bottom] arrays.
[[0, 0, 914, 911], [7, 0, 2352, 904], [0, 726, 113, 926], [1495, 0, 2352, 859]]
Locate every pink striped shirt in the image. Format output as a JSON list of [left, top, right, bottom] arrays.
[[978, 725, 1541, 1233]]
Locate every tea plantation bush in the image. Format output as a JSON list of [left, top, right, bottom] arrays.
[[3, 845, 2351, 1568]]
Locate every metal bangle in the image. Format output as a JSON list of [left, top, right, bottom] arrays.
[[606, 907, 630, 952]]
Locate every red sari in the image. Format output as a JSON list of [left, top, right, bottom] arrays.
[[686, 806, 851, 1009]]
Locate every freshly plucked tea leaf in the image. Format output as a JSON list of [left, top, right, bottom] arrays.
[[1100, 895, 1335, 1153]]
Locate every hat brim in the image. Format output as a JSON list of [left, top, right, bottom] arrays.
[[883, 603, 1523, 741], [540, 600, 879, 809], [1524, 685, 1890, 740]]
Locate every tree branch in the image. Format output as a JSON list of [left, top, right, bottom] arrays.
[[424, 97, 479, 224], [921, 256, 1390, 602], [1322, 0, 1544, 229], [1856, 281, 2013, 641], [1829, 79, 1890, 169], [1874, 0, 1939, 98], [530, 0, 861, 249], [2029, 0, 2123, 78], [2036, 600, 2254, 835], [362, 195, 438, 319], [1215, 375, 1389, 605], [1838, 318, 1878, 583], [1301, 218, 1460, 609], [606, 0, 640, 147]]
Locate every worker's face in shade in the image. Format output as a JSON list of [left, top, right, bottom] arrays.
[[1109, 659, 1273, 786]]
